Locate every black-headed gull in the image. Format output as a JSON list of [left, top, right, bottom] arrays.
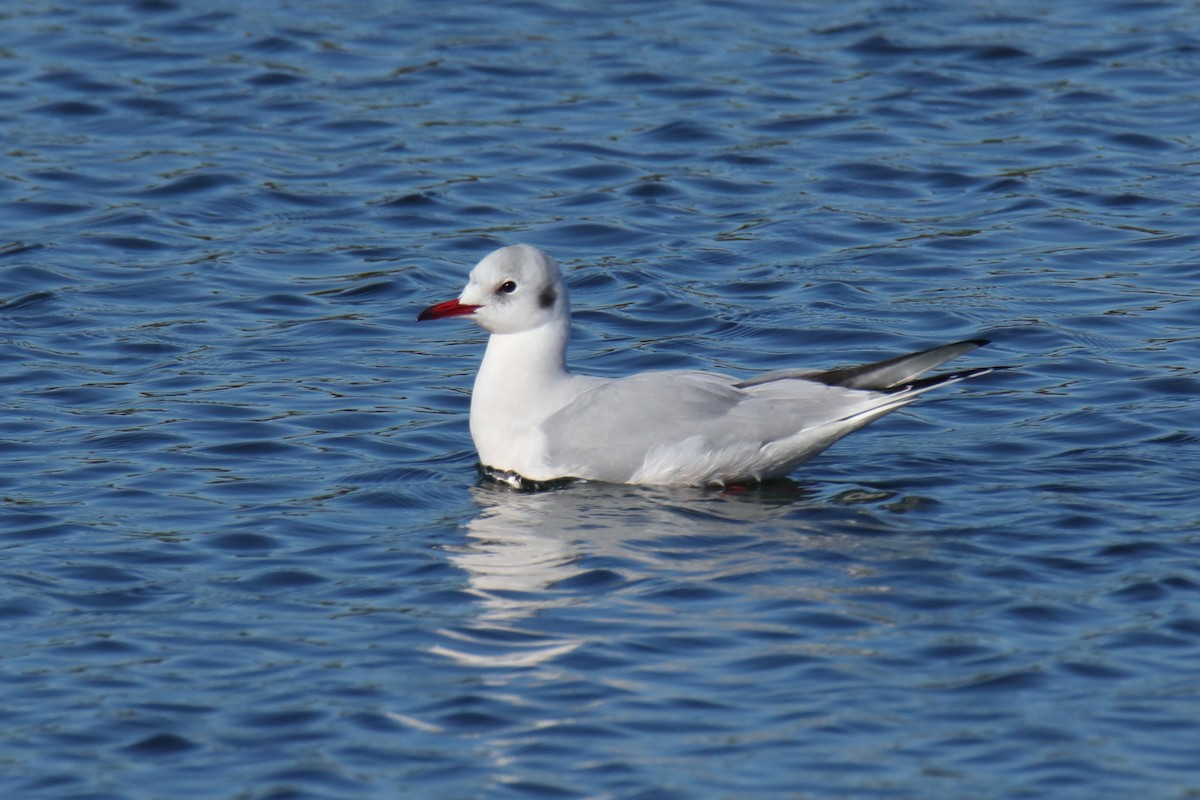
[[419, 244, 997, 488]]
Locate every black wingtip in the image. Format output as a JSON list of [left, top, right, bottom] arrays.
[[889, 364, 1008, 394]]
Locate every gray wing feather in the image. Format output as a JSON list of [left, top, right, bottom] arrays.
[[735, 339, 988, 390], [540, 370, 881, 481], [539, 342, 995, 483]]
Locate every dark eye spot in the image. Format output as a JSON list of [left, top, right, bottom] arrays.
[[498, 280, 517, 294], [538, 285, 557, 309]]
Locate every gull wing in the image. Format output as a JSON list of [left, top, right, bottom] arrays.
[[539, 370, 887, 483], [735, 339, 989, 390]]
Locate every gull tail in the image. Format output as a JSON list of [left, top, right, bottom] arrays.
[[882, 364, 999, 399], [734, 339, 994, 391], [806, 339, 991, 390], [820, 360, 1001, 448]]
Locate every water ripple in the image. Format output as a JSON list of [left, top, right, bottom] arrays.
[[2, 0, 1199, 798]]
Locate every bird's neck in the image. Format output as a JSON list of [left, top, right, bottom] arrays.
[[469, 318, 579, 476], [475, 319, 571, 397]]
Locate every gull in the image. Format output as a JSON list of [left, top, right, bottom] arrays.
[[418, 244, 997, 488]]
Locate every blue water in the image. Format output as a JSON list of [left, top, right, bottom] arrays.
[[2, 0, 1199, 797]]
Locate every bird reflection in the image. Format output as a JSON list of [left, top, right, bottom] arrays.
[[431, 478, 817, 668]]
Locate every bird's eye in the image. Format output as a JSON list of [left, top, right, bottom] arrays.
[[498, 280, 517, 294]]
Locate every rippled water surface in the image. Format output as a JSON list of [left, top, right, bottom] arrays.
[[3, 1, 1199, 797]]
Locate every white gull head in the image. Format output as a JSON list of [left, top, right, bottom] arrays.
[[419, 244, 568, 336]]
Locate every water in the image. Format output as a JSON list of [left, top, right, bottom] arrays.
[[2, 0, 1199, 797]]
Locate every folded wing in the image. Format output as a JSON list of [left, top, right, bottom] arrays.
[[538, 340, 997, 485]]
